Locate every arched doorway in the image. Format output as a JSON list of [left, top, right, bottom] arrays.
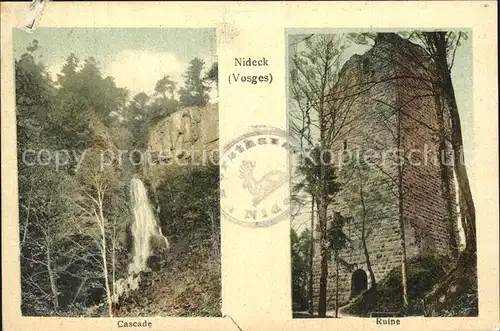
[[351, 269, 368, 297]]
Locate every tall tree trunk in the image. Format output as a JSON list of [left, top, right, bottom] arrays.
[[361, 226, 376, 291], [101, 229, 113, 317], [443, 77, 476, 252], [434, 92, 459, 257], [317, 53, 330, 318], [308, 195, 315, 316], [97, 203, 113, 317], [358, 169, 377, 291], [396, 95, 409, 311], [335, 249, 339, 318], [317, 196, 328, 317], [72, 276, 88, 305], [112, 218, 116, 302], [432, 32, 476, 252], [399, 164, 409, 311], [46, 242, 59, 310], [399, 175, 409, 311], [401, 251, 408, 307], [21, 190, 33, 247]]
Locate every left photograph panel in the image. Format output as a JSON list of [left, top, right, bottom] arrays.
[[13, 28, 220, 317]]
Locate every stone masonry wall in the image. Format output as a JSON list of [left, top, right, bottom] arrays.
[[145, 103, 218, 188], [311, 33, 459, 313], [312, 34, 402, 310], [392, 35, 460, 259]]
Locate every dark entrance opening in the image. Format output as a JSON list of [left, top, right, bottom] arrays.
[[351, 269, 368, 297]]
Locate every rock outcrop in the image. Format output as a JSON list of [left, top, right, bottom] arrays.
[[145, 103, 218, 188], [148, 104, 218, 157]]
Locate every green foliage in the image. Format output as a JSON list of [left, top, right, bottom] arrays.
[[15, 49, 56, 151], [116, 245, 221, 317], [110, 165, 223, 317], [122, 93, 151, 149], [344, 255, 452, 316], [205, 62, 218, 85], [155, 75, 176, 99], [294, 146, 340, 201], [155, 165, 219, 245], [147, 97, 180, 126], [56, 55, 129, 127], [123, 85, 180, 150], [328, 212, 351, 252], [178, 58, 210, 107], [47, 94, 95, 152], [291, 229, 313, 311], [423, 251, 478, 317], [16, 41, 131, 315]]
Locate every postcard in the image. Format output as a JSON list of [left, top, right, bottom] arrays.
[[1, 1, 498, 331]]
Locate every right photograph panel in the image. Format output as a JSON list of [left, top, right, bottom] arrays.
[[287, 30, 477, 318]]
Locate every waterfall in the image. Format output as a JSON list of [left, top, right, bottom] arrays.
[[129, 177, 169, 274], [113, 178, 169, 302]]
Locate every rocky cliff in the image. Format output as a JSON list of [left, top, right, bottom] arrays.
[[145, 103, 218, 188], [148, 104, 218, 156]]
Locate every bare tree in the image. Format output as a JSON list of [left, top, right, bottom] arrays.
[[73, 149, 127, 317], [327, 211, 351, 318], [20, 170, 88, 312], [290, 34, 364, 317], [290, 157, 317, 315], [308, 196, 315, 315], [356, 166, 377, 293]]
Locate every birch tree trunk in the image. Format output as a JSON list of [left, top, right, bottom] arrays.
[[112, 216, 117, 308], [434, 92, 459, 257], [359, 173, 377, 291], [335, 249, 339, 318], [396, 94, 409, 310], [99, 219, 113, 317], [317, 75, 329, 318], [96, 184, 114, 317], [317, 195, 328, 317], [46, 240, 59, 310], [308, 195, 315, 316]]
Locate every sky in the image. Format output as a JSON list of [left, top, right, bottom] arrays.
[[13, 28, 217, 98]]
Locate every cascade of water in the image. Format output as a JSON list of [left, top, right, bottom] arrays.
[[113, 178, 169, 302], [129, 177, 169, 274]]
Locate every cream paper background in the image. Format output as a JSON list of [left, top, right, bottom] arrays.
[[1, 2, 498, 331]]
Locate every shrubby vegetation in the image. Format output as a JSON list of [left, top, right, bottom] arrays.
[[291, 228, 312, 311], [155, 166, 220, 255], [343, 255, 452, 316]]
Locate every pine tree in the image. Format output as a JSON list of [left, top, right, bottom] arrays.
[[178, 58, 210, 107]]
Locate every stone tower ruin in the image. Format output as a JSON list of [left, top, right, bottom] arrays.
[[311, 33, 462, 311]]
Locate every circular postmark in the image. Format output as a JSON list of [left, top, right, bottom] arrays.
[[220, 126, 295, 227]]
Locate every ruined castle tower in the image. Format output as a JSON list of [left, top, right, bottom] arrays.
[[311, 33, 462, 311]]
